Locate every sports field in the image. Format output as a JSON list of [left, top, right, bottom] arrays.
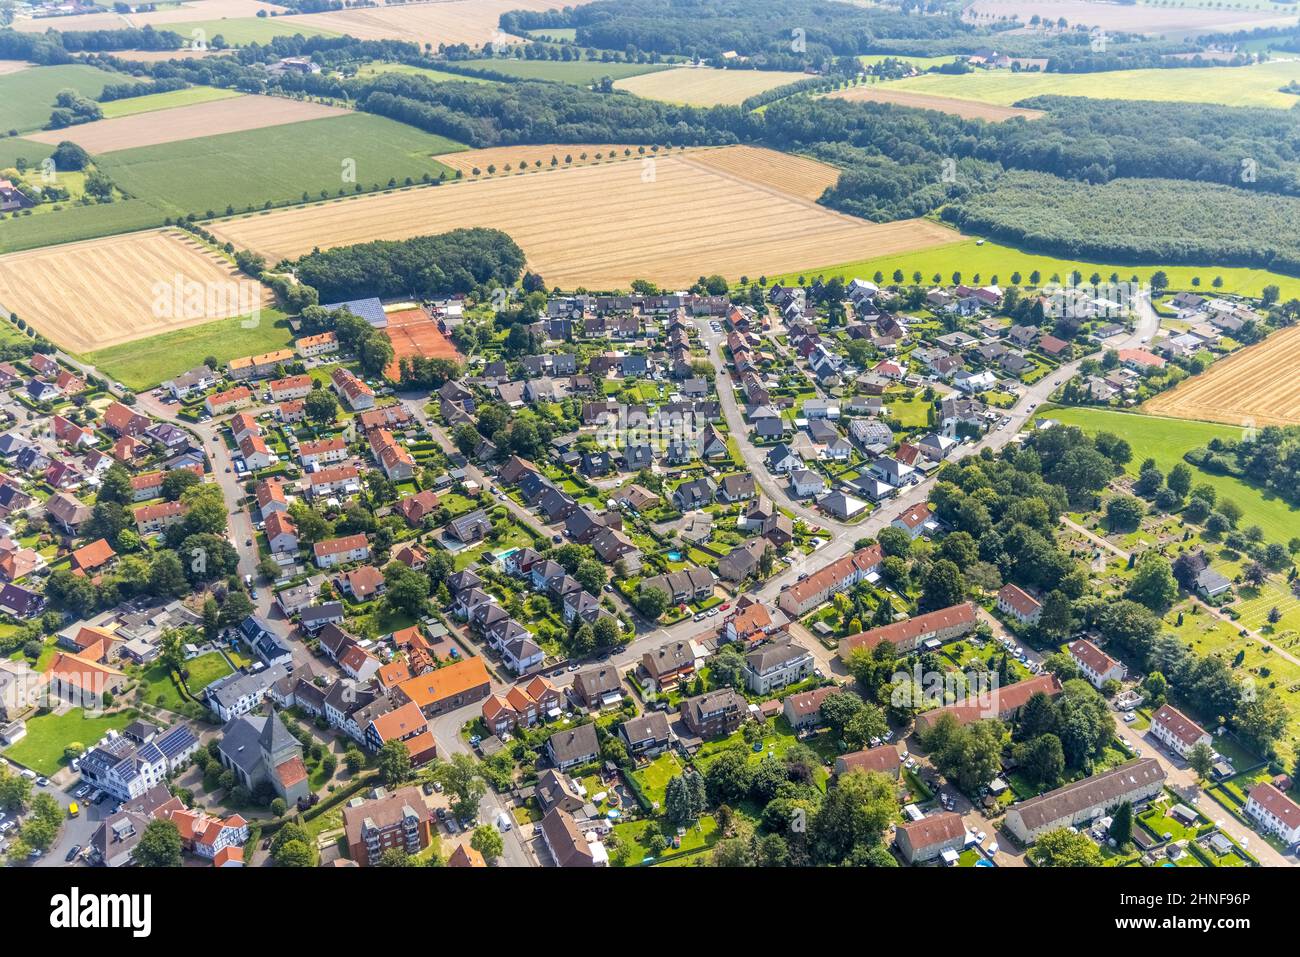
[[207, 150, 956, 289], [98, 84, 245, 119], [85, 309, 293, 391], [1143, 325, 1300, 427], [97, 112, 465, 218], [0, 229, 272, 353], [614, 66, 811, 105], [451, 57, 671, 84], [881, 59, 1300, 109], [26, 94, 349, 153], [825, 84, 1045, 121], [383, 306, 460, 380], [1039, 406, 1300, 544], [0, 63, 140, 133], [770, 238, 1300, 301]]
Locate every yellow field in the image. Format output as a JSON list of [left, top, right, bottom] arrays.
[[0, 60, 30, 76], [289, 0, 562, 47], [614, 66, 811, 105], [825, 85, 1045, 121], [433, 144, 651, 176], [23, 94, 349, 153], [681, 146, 841, 201], [1143, 325, 1300, 427], [14, 0, 278, 32], [208, 150, 957, 289], [0, 230, 271, 353]]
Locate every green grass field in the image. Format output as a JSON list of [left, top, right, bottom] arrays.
[[99, 84, 244, 119], [773, 237, 1300, 300], [3, 708, 133, 776], [453, 57, 672, 85], [153, 16, 339, 46], [525, 27, 576, 41], [355, 61, 498, 85], [0, 198, 168, 254], [83, 308, 291, 391], [140, 652, 232, 710], [883, 60, 1300, 109], [859, 53, 961, 70], [97, 112, 466, 219], [0, 138, 54, 170], [1040, 406, 1300, 544], [0, 64, 140, 134]]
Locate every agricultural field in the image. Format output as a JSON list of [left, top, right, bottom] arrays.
[[825, 84, 1045, 121], [613, 66, 811, 105], [280, 0, 563, 48], [963, 0, 1300, 36], [0, 198, 171, 255], [354, 60, 499, 84], [0, 228, 272, 354], [880, 60, 1300, 109], [97, 84, 245, 119], [451, 56, 672, 84], [0, 64, 140, 134], [84, 308, 292, 392], [858, 53, 960, 70], [25, 94, 349, 154], [97, 112, 466, 219], [0, 60, 30, 76], [150, 15, 339, 46], [769, 237, 1300, 300], [207, 150, 957, 289], [13, 0, 280, 33], [432, 143, 649, 176], [1143, 325, 1300, 427], [1040, 406, 1300, 545], [682, 145, 841, 201]]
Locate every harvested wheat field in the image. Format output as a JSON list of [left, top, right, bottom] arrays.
[[208, 150, 957, 289], [14, 0, 278, 32], [383, 306, 460, 379], [1143, 325, 1300, 427], [682, 146, 840, 201], [0, 60, 30, 76], [109, 48, 234, 63], [614, 66, 810, 106], [826, 85, 1044, 121], [433, 144, 653, 176], [0, 229, 270, 353], [292, 0, 561, 48], [24, 94, 349, 153]]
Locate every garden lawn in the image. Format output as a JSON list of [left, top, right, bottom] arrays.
[[3, 708, 134, 775], [140, 652, 231, 710], [611, 813, 720, 866], [631, 751, 683, 809]]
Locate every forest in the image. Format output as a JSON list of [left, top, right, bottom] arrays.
[[943, 171, 1300, 272], [287, 228, 527, 302]]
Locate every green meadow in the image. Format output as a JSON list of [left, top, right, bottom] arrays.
[[99, 84, 244, 119], [452, 57, 672, 84], [0, 64, 139, 133]]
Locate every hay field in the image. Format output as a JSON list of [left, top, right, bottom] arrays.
[[432, 143, 652, 175], [825, 85, 1045, 121], [1142, 325, 1300, 427], [614, 66, 811, 106], [681, 146, 841, 201], [207, 150, 957, 289], [881, 59, 1300, 109], [0, 230, 270, 353], [288, 0, 562, 47], [24, 94, 349, 153], [964, 0, 1300, 36], [106, 49, 233, 63]]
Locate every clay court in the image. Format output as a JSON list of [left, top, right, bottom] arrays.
[[208, 149, 958, 290], [383, 306, 461, 380], [23, 94, 350, 153], [826, 85, 1045, 121], [1143, 325, 1300, 427], [0, 229, 270, 353]]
